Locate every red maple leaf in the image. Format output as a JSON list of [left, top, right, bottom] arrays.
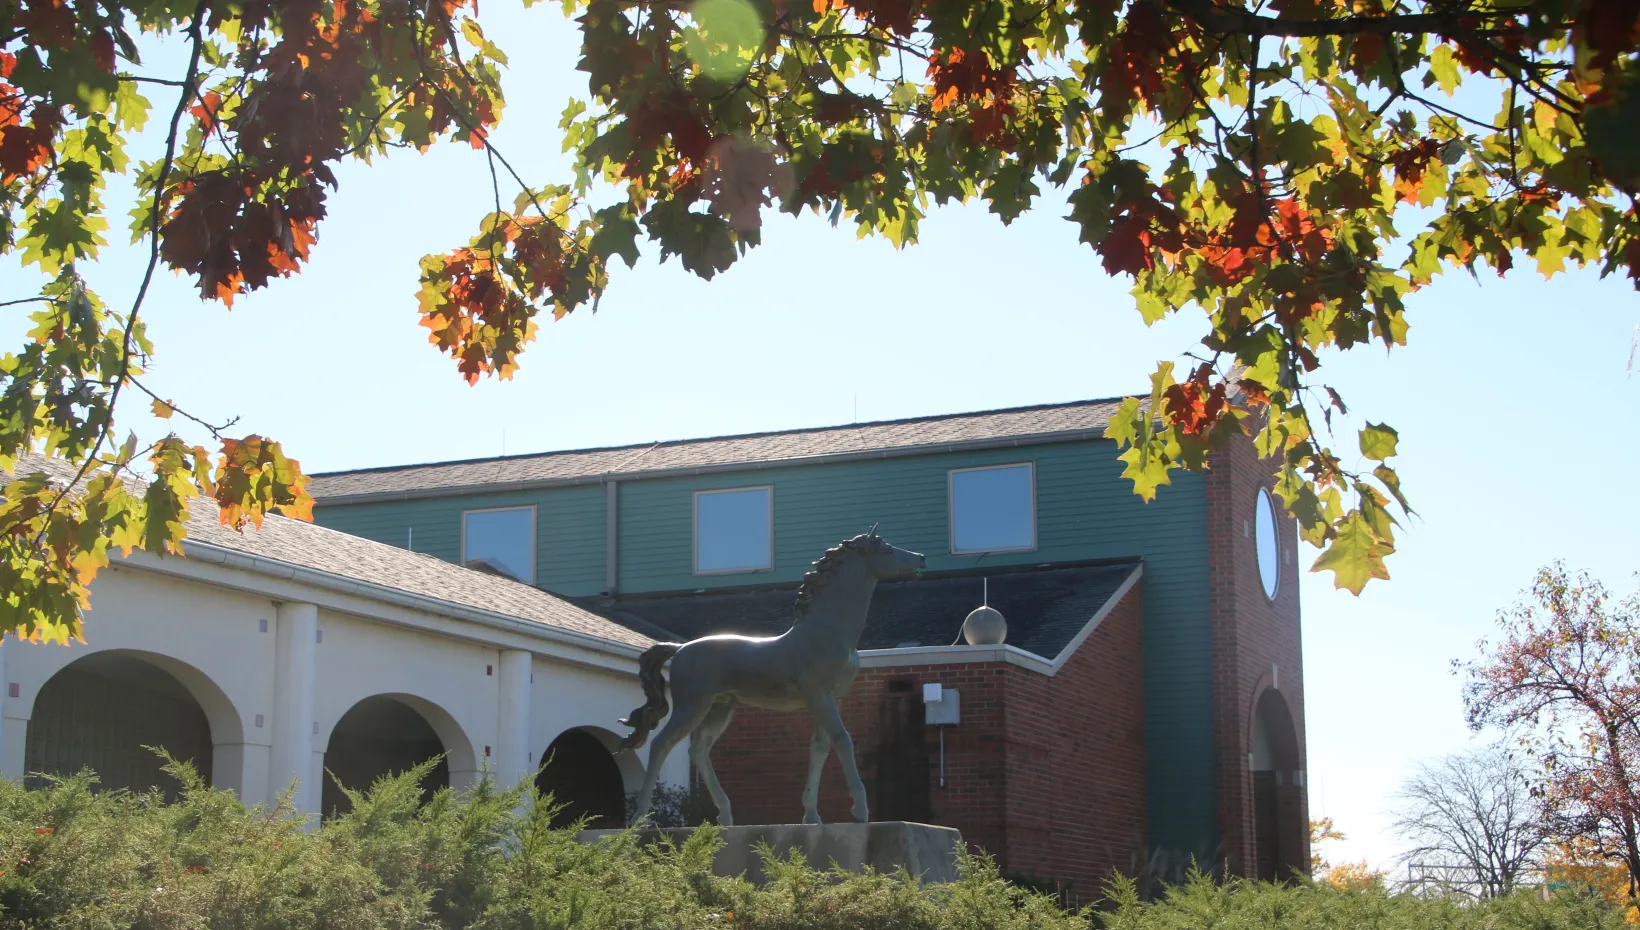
[[0, 102, 60, 183], [189, 91, 224, 133], [1163, 364, 1228, 436], [1099, 213, 1156, 276], [90, 31, 116, 72], [1387, 138, 1443, 203], [1576, 0, 1640, 71], [15, 0, 77, 49], [927, 47, 1015, 114]]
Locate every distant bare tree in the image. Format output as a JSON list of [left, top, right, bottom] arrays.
[[1394, 745, 1548, 899]]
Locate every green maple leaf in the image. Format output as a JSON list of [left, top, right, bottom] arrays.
[[1423, 45, 1462, 96], [1358, 422, 1399, 461], [1311, 510, 1393, 594], [1116, 437, 1174, 501], [1373, 464, 1414, 514], [591, 206, 642, 268], [140, 479, 189, 555]]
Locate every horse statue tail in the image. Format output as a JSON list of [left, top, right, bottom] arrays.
[[618, 642, 681, 750]]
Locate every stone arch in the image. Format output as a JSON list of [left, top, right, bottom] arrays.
[[24, 649, 244, 797], [1248, 687, 1306, 882], [318, 693, 479, 817], [536, 727, 630, 828]]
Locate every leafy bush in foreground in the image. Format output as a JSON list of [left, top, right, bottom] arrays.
[[0, 762, 1626, 930], [1103, 871, 1626, 930]]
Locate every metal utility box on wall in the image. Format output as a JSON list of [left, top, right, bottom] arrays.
[[923, 683, 961, 726]]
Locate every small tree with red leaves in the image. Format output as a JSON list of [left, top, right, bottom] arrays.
[[1464, 563, 1640, 899]]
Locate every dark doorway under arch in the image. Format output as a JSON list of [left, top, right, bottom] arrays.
[[25, 652, 214, 797], [323, 696, 450, 817], [536, 729, 625, 828], [1250, 689, 1306, 882]]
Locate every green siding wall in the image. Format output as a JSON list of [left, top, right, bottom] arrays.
[[613, 440, 1213, 852], [313, 484, 607, 596], [313, 438, 1216, 853]]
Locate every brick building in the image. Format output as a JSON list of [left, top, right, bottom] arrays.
[[309, 397, 1310, 893], [596, 562, 1149, 896]]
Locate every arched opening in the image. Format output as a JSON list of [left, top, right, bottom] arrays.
[[322, 696, 450, 817], [1249, 688, 1306, 882], [536, 728, 625, 828], [25, 651, 216, 797]]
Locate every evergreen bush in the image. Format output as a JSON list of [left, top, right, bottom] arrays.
[[0, 762, 1625, 930]]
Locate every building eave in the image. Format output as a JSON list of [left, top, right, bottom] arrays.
[[858, 643, 1058, 675]]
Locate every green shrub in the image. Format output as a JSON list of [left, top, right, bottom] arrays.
[[0, 763, 401, 930], [0, 765, 1626, 930], [1098, 870, 1628, 930]]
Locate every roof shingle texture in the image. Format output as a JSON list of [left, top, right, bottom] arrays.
[[9, 455, 653, 649], [307, 398, 1126, 501], [574, 560, 1141, 661]]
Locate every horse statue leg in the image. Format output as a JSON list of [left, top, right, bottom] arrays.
[[633, 697, 713, 824], [800, 728, 831, 825], [687, 699, 738, 826], [807, 690, 869, 823]]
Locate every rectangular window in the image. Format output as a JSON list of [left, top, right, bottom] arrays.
[[949, 463, 1036, 555], [461, 506, 536, 583], [694, 486, 773, 574]]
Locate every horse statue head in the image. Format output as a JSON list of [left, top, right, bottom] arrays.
[[790, 523, 924, 618], [857, 523, 926, 580]]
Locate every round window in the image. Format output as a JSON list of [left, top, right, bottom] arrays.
[[1255, 487, 1280, 600]]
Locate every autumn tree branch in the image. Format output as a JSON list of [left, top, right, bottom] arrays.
[[1164, 0, 1516, 39], [39, 0, 210, 531]]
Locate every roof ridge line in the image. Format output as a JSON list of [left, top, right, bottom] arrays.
[[308, 395, 1130, 478]]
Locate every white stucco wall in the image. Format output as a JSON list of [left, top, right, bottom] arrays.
[[313, 608, 494, 788], [1, 553, 678, 818], [531, 656, 688, 793], [2, 566, 273, 801]]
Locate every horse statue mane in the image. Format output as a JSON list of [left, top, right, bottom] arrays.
[[792, 534, 876, 618]]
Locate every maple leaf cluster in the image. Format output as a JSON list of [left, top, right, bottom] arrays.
[[157, 0, 505, 303], [8, 0, 1640, 639], [418, 190, 607, 384], [0, 0, 507, 640], [530, 0, 1640, 593]]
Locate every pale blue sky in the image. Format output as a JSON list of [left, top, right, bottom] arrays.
[[4, 2, 1638, 871]]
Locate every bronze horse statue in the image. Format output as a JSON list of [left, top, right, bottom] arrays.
[[619, 528, 926, 826]]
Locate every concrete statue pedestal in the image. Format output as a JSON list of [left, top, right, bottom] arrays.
[[578, 821, 963, 886]]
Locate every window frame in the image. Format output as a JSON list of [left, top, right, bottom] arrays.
[[459, 504, 538, 585], [692, 485, 775, 576], [1254, 486, 1281, 601], [947, 462, 1038, 557]]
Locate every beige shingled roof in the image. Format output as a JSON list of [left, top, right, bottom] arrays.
[[7, 455, 654, 650], [307, 397, 1127, 502]]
